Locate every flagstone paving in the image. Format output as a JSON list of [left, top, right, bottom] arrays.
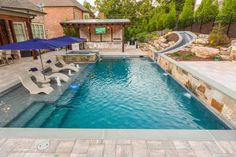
[[180, 61, 236, 96], [0, 138, 236, 157]]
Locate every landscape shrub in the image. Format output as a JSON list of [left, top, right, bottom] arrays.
[[63, 27, 78, 37], [208, 23, 230, 46]]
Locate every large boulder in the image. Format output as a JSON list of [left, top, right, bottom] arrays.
[[168, 41, 176, 46], [159, 42, 169, 48], [194, 38, 209, 45], [219, 47, 231, 55], [191, 46, 219, 58], [220, 55, 233, 61], [198, 34, 209, 39], [231, 40, 236, 46], [230, 46, 236, 60], [158, 36, 167, 43]]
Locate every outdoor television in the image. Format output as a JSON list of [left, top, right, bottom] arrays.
[[95, 27, 106, 34]]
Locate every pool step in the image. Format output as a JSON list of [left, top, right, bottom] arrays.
[[41, 108, 69, 128], [5, 103, 45, 128], [24, 104, 55, 128]]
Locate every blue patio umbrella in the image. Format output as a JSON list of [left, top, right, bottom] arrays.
[[0, 38, 64, 79], [50, 36, 86, 46], [49, 36, 86, 53]]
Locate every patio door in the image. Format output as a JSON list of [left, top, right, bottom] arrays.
[[0, 20, 10, 45]]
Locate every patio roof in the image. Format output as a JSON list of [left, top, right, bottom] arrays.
[[61, 19, 131, 25]]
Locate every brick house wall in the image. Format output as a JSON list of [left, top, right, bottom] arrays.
[[73, 8, 83, 19], [43, 7, 84, 39], [43, 7, 74, 38]]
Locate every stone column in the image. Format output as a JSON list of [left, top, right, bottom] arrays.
[[122, 25, 125, 52]]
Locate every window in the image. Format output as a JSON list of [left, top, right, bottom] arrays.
[[31, 23, 45, 39], [13, 23, 27, 42]]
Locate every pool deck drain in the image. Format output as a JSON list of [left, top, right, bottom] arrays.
[[0, 128, 236, 157]]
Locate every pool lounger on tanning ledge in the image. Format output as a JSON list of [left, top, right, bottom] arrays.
[[58, 58, 79, 68], [49, 63, 79, 73], [18, 73, 54, 95], [31, 71, 70, 84]]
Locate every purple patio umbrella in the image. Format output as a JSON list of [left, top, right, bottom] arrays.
[[0, 38, 64, 79]]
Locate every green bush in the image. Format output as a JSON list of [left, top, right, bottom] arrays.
[[136, 32, 148, 42], [178, 0, 194, 28], [63, 27, 78, 37], [208, 23, 230, 46]]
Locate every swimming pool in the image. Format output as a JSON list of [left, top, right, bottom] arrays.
[[5, 58, 229, 129]]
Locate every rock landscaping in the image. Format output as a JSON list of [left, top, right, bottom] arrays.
[[167, 33, 235, 61], [139, 32, 179, 52]]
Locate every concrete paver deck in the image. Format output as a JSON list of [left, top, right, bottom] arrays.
[[0, 129, 235, 157], [180, 61, 236, 97], [99, 47, 145, 57]]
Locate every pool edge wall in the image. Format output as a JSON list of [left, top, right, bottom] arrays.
[[146, 51, 236, 129]]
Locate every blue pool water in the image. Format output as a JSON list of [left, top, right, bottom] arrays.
[[6, 58, 229, 129]]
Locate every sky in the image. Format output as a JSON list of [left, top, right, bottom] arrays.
[[77, 0, 95, 6]]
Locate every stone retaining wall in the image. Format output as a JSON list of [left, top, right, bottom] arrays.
[[145, 50, 236, 128]]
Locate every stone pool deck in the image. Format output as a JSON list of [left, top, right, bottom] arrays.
[[181, 61, 236, 96], [0, 129, 236, 157], [99, 47, 145, 58]]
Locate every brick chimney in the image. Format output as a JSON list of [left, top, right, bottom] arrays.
[[99, 12, 105, 19]]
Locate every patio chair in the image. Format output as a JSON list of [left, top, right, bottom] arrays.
[[4, 50, 14, 63], [31, 71, 70, 84], [18, 73, 54, 95], [0, 51, 6, 65], [49, 63, 79, 73]]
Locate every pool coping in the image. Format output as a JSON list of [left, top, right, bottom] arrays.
[[0, 128, 235, 141]]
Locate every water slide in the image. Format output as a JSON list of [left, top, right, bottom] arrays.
[[155, 31, 197, 54]]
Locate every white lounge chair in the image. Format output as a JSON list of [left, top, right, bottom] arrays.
[[18, 73, 54, 95], [58, 58, 77, 67], [31, 71, 70, 83], [49, 63, 79, 73]]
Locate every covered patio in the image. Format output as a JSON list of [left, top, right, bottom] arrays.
[[61, 19, 130, 52]]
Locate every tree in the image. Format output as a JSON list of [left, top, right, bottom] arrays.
[[163, 2, 177, 29], [178, 0, 194, 28], [194, 0, 219, 23], [218, 0, 236, 23], [83, 1, 95, 13]]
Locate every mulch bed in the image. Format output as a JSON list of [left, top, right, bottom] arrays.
[[166, 33, 179, 42], [167, 51, 216, 61]]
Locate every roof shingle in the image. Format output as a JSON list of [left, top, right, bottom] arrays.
[[0, 0, 43, 13], [29, 0, 90, 12]]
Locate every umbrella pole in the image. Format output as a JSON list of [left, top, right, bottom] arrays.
[[38, 50, 46, 80]]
